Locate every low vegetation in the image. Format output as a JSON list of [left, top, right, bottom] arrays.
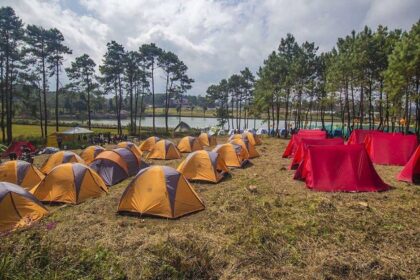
[[1, 137, 419, 279]]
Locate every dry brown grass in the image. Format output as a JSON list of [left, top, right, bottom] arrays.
[[1, 137, 419, 280]]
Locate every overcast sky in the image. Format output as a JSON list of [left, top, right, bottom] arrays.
[[2, 0, 420, 95]]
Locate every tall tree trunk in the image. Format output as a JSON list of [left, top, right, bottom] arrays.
[[164, 74, 169, 133], [42, 54, 48, 140], [151, 63, 155, 133], [87, 77, 91, 130], [368, 80, 373, 130], [275, 92, 280, 137], [0, 57, 5, 143], [7, 62, 13, 143], [378, 80, 384, 130], [405, 84, 409, 134], [38, 88, 44, 138], [267, 106, 271, 135], [129, 78, 133, 135], [359, 85, 364, 129], [345, 82, 351, 135], [55, 62, 59, 132]]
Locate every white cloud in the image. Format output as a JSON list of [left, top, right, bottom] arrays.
[[2, 0, 419, 95]]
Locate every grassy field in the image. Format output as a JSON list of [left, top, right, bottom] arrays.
[[0, 137, 419, 279], [11, 124, 122, 138]]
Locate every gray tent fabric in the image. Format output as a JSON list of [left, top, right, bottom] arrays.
[[90, 159, 127, 186], [63, 151, 77, 163], [162, 166, 181, 216], [174, 121, 191, 132], [60, 127, 94, 135], [114, 148, 139, 176], [0, 182, 47, 210], [16, 161, 31, 185], [72, 163, 88, 200]]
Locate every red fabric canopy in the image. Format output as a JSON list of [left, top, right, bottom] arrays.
[[294, 145, 389, 192], [347, 129, 373, 145], [289, 138, 344, 170], [397, 146, 420, 184], [364, 132, 418, 165], [282, 130, 327, 158], [2, 141, 36, 157]]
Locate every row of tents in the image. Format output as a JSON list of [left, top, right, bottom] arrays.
[[0, 132, 263, 233], [282, 129, 420, 192]]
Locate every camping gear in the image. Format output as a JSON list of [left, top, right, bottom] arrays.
[[2, 141, 36, 158], [397, 146, 420, 184], [294, 145, 389, 192], [0, 160, 44, 191], [177, 150, 229, 183], [80, 145, 105, 164], [146, 140, 181, 160], [0, 182, 48, 233], [39, 147, 59, 155], [282, 130, 327, 158], [212, 143, 249, 168], [40, 151, 85, 174], [117, 141, 143, 159], [364, 132, 418, 165], [198, 132, 217, 147], [174, 121, 191, 133], [90, 148, 148, 186], [177, 136, 203, 153], [229, 138, 260, 159], [139, 136, 160, 152], [289, 138, 344, 170], [118, 166, 205, 219], [32, 163, 108, 204]]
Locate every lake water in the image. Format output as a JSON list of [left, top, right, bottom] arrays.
[[73, 116, 333, 130]]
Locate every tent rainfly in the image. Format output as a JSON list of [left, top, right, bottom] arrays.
[[174, 121, 191, 133]]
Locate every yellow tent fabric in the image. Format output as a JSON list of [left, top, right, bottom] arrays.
[[118, 166, 204, 218], [229, 138, 260, 158], [0, 160, 44, 191], [139, 136, 160, 152], [0, 182, 48, 233], [243, 131, 262, 146], [32, 163, 108, 204], [80, 145, 105, 164], [198, 133, 217, 147], [117, 141, 143, 159], [177, 136, 203, 153], [40, 151, 85, 174], [212, 143, 249, 168], [177, 150, 229, 183], [146, 140, 181, 160]]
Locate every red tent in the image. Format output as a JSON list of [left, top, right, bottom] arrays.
[[364, 132, 418, 165], [397, 146, 420, 184], [347, 129, 373, 145], [294, 145, 389, 192], [282, 130, 327, 158], [2, 141, 36, 158], [289, 138, 344, 170]]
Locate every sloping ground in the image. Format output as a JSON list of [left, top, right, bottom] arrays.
[[1, 137, 419, 279]]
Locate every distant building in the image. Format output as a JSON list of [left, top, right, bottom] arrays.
[[169, 98, 190, 107]]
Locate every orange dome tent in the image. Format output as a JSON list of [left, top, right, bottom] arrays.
[[0, 182, 48, 233], [177, 150, 229, 183], [32, 163, 108, 204], [117, 141, 143, 159], [118, 166, 204, 219], [139, 136, 160, 152], [80, 145, 105, 164], [90, 148, 148, 186], [229, 138, 259, 159], [212, 143, 249, 168], [146, 140, 181, 160], [198, 132, 217, 147], [177, 136, 203, 153], [40, 151, 85, 174], [0, 160, 44, 191]]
